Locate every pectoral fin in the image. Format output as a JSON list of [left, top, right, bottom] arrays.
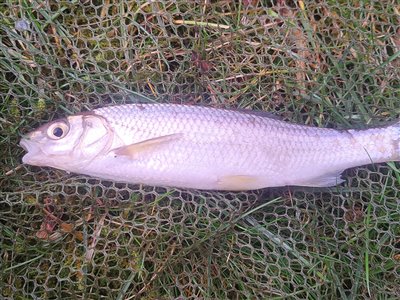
[[217, 175, 261, 191], [111, 133, 182, 159]]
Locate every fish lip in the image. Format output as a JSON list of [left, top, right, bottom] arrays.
[[20, 138, 42, 165]]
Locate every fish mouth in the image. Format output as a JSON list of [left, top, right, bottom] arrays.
[[20, 138, 29, 152], [20, 138, 43, 165]]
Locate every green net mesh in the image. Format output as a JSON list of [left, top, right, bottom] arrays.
[[1, 0, 399, 299]]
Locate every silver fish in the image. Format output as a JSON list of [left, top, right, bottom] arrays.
[[20, 104, 400, 190]]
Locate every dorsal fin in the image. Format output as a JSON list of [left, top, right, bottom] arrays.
[[235, 108, 283, 120]]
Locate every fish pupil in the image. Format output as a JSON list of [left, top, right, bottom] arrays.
[[53, 127, 63, 138]]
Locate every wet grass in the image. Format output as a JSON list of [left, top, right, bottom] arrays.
[[1, 0, 400, 299]]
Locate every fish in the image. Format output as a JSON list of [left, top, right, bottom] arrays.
[[20, 103, 400, 191]]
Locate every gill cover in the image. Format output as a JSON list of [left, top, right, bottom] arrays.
[[70, 113, 115, 167]]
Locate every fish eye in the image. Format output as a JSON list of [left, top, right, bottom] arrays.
[[47, 121, 69, 140]]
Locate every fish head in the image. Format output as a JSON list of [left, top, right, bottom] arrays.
[[20, 113, 113, 170]]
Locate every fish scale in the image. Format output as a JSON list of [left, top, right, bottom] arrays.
[[20, 104, 399, 190]]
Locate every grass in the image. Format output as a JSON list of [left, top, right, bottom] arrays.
[[1, 0, 400, 299]]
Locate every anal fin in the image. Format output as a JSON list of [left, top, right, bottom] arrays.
[[296, 171, 345, 187]]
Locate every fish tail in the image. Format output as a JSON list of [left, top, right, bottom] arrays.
[[382, 120, 400, 161], [394, 120, 400, 160], [349, 121, 400, 163]]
